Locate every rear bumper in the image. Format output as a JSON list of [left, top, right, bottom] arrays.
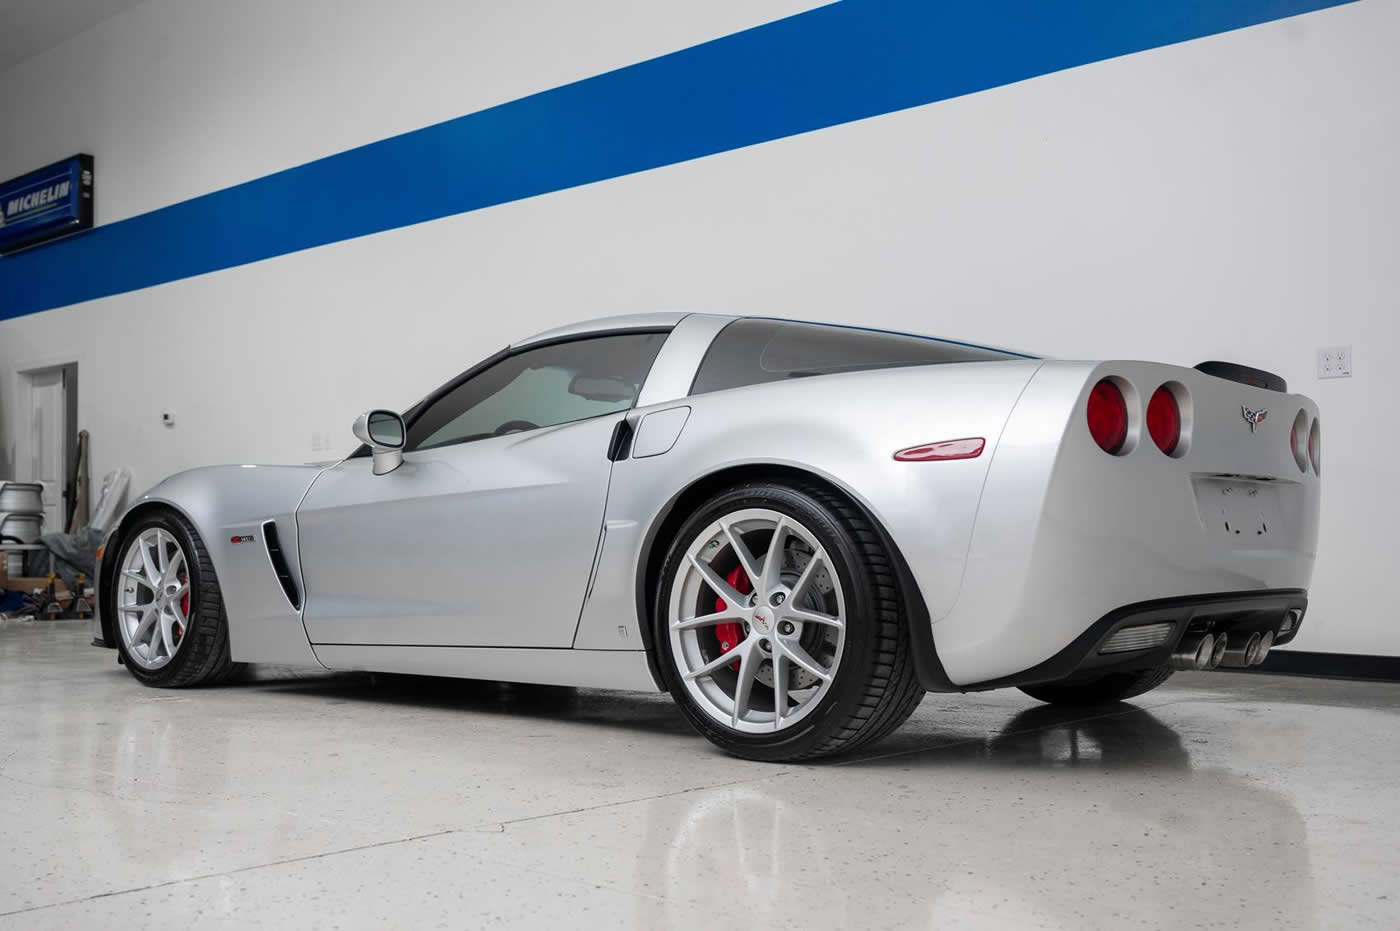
[[919, 589, 1307, 692], [928, 361, 1319, 685]]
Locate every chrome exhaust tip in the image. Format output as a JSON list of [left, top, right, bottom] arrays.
[[1251, 630, 1275, 666], [1171, 633, 1217, 671], [1209, 634, 1228, 669], [1220, 632, 1263, 668]]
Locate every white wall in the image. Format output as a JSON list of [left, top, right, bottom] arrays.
[[2, 0, 1395, 655]]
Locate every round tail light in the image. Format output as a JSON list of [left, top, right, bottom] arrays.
[[1087, 379, 1128, 454], [1290, 410, 1310, 472], [1145, 385, 1181, 455], [1308, 417, 1321, 474]]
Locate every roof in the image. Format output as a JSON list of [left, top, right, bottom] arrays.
[[511, 312, 1037, 359], [511, 312, 704, 348]]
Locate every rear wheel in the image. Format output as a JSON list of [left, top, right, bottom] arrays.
[[656, 480, 923, 762], [1019, 665, 1173, 706], [110, 509, 242, 687]]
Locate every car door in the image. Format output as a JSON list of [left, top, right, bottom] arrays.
[[296, 330, 669, 648]]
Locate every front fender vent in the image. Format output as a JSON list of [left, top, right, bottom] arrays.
[[261, 520, 301, 611]]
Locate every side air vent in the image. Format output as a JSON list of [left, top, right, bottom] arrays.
[[1194, 361, 1287, 393], [261, 520, 302, 611]]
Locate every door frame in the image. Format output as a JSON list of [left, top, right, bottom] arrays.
[[14, 360, 79, 532]]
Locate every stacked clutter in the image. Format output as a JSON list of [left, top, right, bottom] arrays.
[[0, 481, 47, 615], [1, 481, 45, 576], [1, 470, 131, 619]]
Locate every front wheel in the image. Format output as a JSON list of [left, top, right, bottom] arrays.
[[109, 509, 242, 687], [656, 480, 923, 762], [1019, 665, 1174, 706]]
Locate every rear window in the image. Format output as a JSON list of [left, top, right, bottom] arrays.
[[689, 318, 1028, 395]]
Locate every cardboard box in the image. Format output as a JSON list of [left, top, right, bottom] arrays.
[[0, 563, 67, 595]]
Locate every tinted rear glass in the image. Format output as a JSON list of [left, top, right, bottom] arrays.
[[689, 319, 1027, 395]]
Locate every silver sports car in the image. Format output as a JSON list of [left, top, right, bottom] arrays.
[[93, 313, 1320, 760]]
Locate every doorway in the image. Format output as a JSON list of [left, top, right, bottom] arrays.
[[18, 363, 79, 533]]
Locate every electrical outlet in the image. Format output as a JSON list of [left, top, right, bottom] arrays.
[[1317, 345, 1352, 379]]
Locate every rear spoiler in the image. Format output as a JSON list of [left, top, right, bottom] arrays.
[[1194, 361, 1287, 393]]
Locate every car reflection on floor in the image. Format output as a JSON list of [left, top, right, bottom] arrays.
[[634, 703, 1315, 928]]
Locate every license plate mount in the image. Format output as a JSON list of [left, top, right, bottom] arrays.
[[1192, 477, 1283, 545]]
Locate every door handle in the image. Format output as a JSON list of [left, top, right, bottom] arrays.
[[606, 418, 635, 462]]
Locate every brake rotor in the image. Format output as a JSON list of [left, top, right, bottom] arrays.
[[758, 549, 833, 690]]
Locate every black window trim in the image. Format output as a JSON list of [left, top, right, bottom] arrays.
[[347, 327, 674, 459]]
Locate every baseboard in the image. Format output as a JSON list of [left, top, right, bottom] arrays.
[[1224, 650, 1400, 683]]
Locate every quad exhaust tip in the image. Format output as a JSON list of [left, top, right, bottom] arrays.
[[1173, 630, 1275, 671], [1218, 631, 1275, 668], [1171, 633, 1221, 671], [1254, 630, 1274, 666], [1222, 632, 1261, 668]]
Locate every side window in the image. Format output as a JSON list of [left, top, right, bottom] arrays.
[[689, 319, 1026, 395], [406, 332, 668, 452]]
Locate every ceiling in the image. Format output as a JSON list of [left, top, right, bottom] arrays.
[[1, 0, 150, 71]]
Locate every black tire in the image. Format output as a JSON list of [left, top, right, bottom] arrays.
[[108, 508, 243, 687], [655, 480, 924, 762], [1019, 665, 1173, 706]]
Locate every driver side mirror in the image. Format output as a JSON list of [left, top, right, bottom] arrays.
[[352, 409, 406, 475]]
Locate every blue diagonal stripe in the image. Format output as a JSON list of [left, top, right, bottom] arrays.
[[0, 0, 1354, 321]]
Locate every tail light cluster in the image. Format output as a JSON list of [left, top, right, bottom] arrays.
[[1291, 409, 1321, 474], [1088, 377, 1321, 475], [1087, 378, 1188, 457]]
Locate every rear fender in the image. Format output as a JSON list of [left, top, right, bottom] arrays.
[[572, 361, 1043, 685]]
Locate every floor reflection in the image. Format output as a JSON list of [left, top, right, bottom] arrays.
[[251, 671, 695, 737], [85, 673, 1318, 928], [926, 701, 1197, 769], [7, 623, 1386, 925], [634, 704, 1317, 928]]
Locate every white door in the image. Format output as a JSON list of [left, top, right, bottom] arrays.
[[25, 368, 68, 533]]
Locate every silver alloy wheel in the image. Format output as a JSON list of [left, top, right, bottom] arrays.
[[668, 508, 846, 734], [116, 528, 192, 670]]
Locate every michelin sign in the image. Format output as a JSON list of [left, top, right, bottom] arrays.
[[0, 154, 94, 255]]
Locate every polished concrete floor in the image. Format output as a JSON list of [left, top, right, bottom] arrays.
[[2, 619, 1398, 929]]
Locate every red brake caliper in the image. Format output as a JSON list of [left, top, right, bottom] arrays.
[[177, 574, 190, 642], [714, 565, 751, 670]]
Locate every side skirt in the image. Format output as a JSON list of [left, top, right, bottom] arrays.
[[310, 644, 664, 692]]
